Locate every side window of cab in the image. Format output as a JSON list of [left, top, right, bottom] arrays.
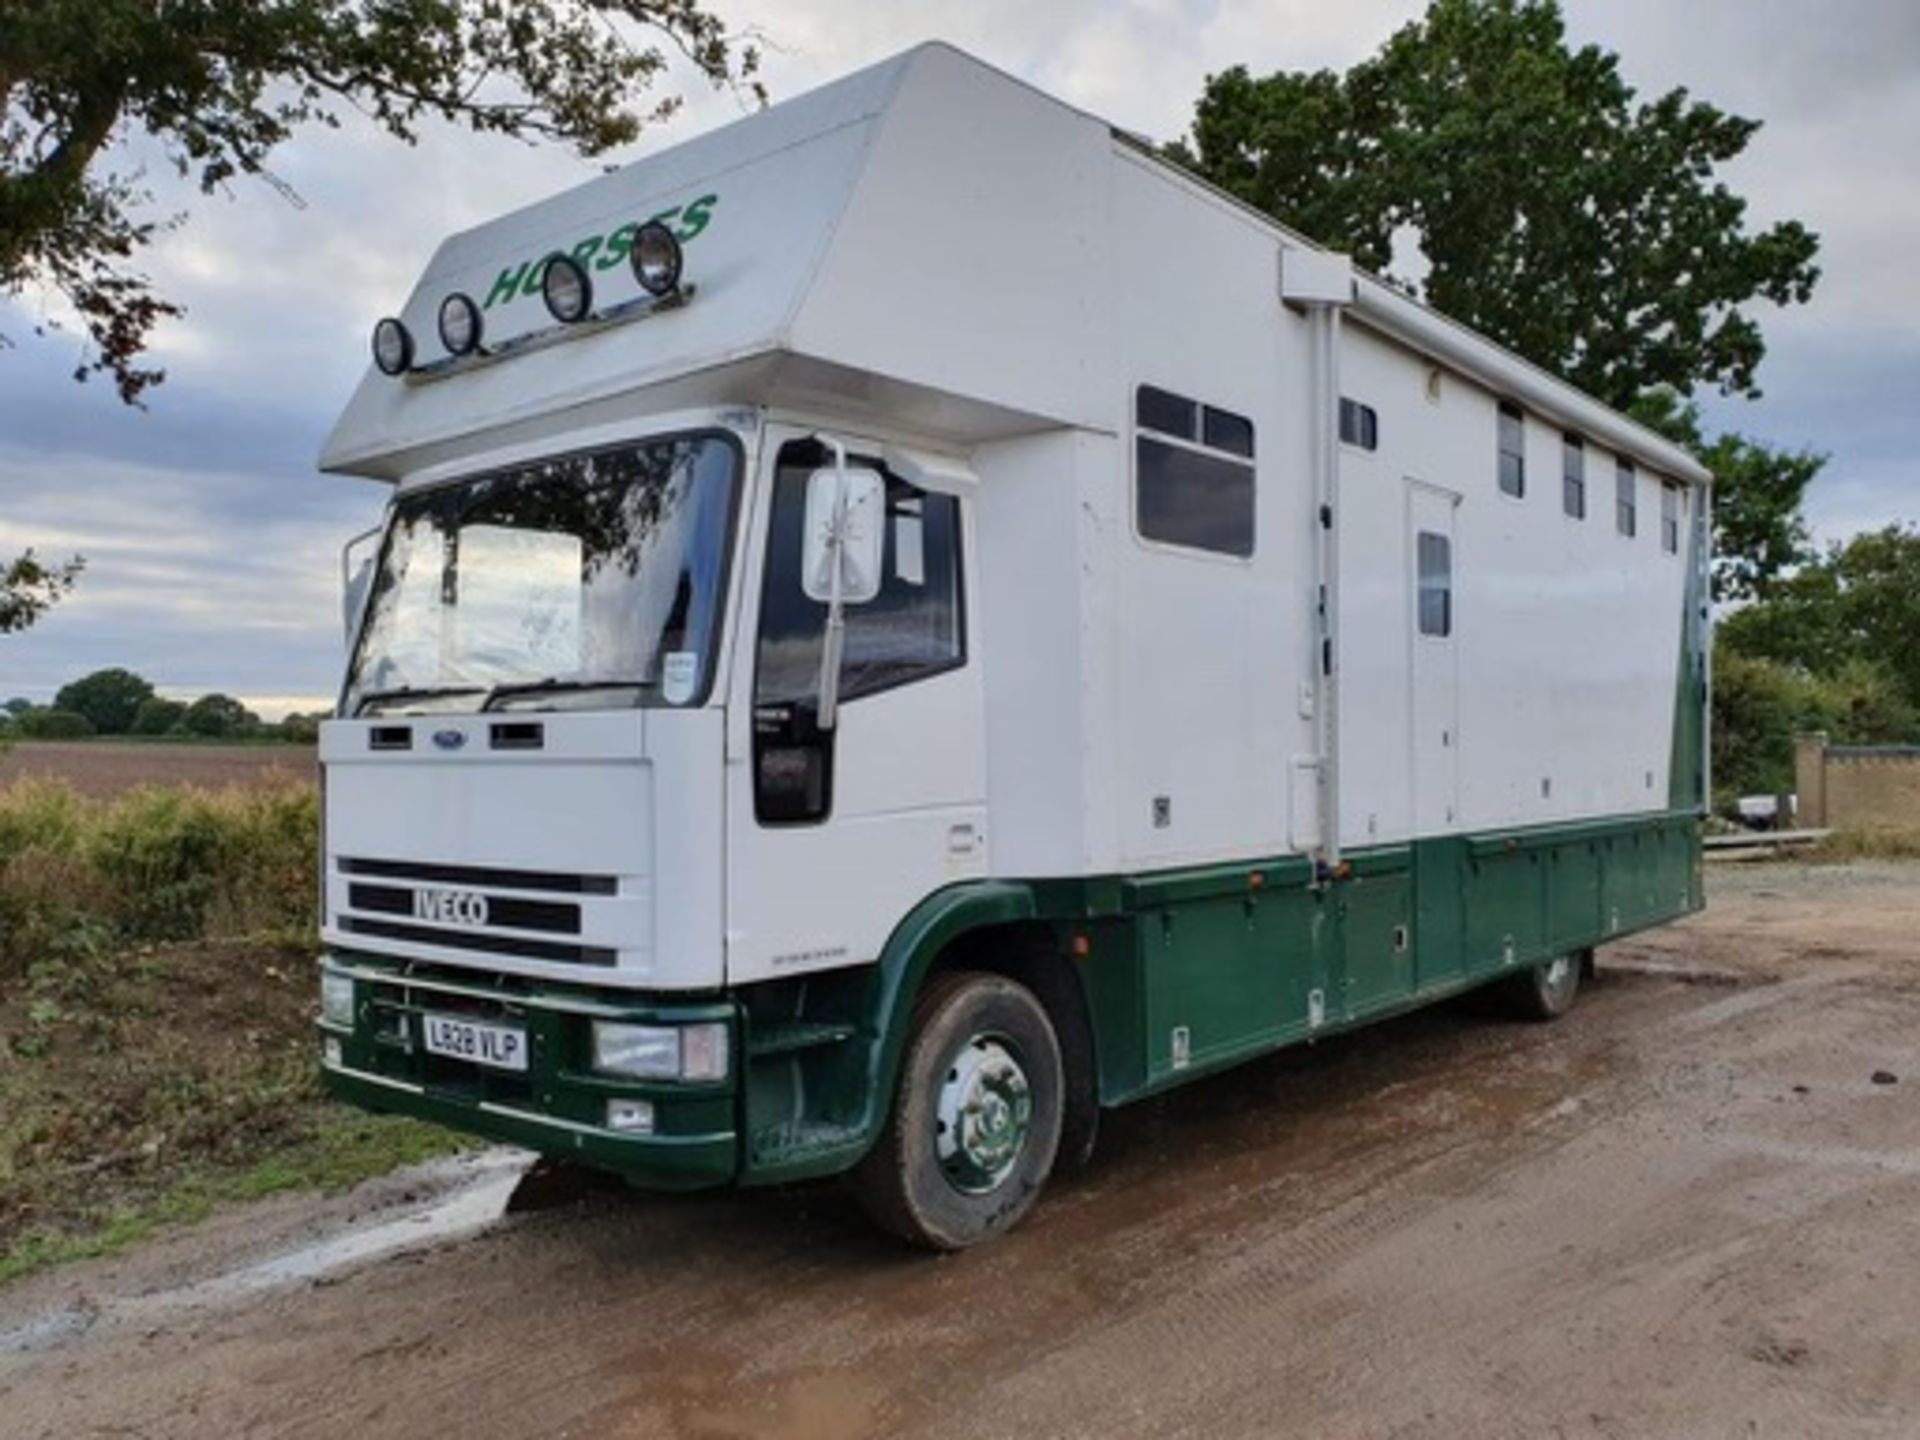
[[752, 441, 965, 823]]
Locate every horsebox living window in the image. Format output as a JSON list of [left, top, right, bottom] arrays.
[[1134, 385, 1256, 558]]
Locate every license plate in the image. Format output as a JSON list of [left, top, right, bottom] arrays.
[[422, 1013, 528, 1072]]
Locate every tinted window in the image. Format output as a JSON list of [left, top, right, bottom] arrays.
[[1616, 459, 1637, 537], [756, 457, 964, 707], [1136, 386, 1197, 442], [1498, 403, 1525, 498], [1562, 433, 1586, 519], [1136, 438, 1255, 558], [1340, 398, 1379, 451], [1417, 531, 1452, 638], [1203, 406, 1255, 458], [1662, 482, 1683, 554]]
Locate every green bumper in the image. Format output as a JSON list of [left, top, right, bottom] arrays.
[[318, 951, 739, 1192]]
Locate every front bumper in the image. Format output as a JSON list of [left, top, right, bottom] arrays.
[[317, 950, 739, 1191]]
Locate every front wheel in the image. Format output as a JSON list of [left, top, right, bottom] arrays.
[[851, 971, 1064, 1251], [1498, 949, 1586, 1021]]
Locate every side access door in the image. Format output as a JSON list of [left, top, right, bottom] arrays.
[[723, 428, 989, 987], [1407, 481, 1461, 838]]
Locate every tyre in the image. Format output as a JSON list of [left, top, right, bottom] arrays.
[[1498, 949, 1585, 1021], [851, 970, 1064, 1251]]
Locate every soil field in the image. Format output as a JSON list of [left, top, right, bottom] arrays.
[[3, 860, 1918, 1438], [0, 741, 314, 796]]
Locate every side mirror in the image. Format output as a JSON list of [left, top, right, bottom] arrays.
[[801, 466, 885, 606], [341, 527, 381, 644]]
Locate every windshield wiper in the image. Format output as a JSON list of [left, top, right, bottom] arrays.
[[480, 677, 651, 711], [355, 685, 486, 715]]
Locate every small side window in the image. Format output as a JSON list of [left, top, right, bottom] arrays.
[[1340, 398, 1378, 451], [1497, 403, 1525, 498], [1136, 386, 1197, 442], [1135, 386, 1256, 558], [1616, 458, 1637, 538], [1661, 482, 1683, 554], [1417, 531, 1452, 638], [1562, 434, 1586, 520]]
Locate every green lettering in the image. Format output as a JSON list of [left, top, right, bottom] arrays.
[[676, 194, 717, 242], [571, 234, 604, 269], [484, 260, 531, 309], [597, 223, 636, 271]]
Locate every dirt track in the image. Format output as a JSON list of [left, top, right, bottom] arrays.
[[4, 861, 1918, 1438]]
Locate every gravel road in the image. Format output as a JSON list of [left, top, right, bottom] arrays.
[[3, 861, 1917, 1438]]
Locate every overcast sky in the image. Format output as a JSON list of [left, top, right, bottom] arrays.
[[2, 0, 1914, 716]]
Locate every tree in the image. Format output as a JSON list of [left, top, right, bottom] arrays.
[[1171, 0, 1819, 411], [279, 711, 323, 743], [1, 549, 83, 634], [15, 707, 94, 739], [2, 1, 762, 404], [1721, 524, 1920, 715], [1711, 651, 1916, 802], [181, 692, 257, 738], [3, 697, 33, 715], [54, 666, 155, 735], [131, 694, 188, 736]]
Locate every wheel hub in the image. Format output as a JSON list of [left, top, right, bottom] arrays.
[[935, 1035, 1032, 1195]]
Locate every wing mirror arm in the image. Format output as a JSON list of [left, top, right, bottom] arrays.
[[815, 436, 851, 733], [802, 437, 886, 733]]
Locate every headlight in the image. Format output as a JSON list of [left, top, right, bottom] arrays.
[[591, 1021, 729, 1082], [321, 971, 355, 1028]]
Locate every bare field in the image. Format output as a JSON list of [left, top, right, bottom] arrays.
[[0, 740, 314, 796], [2, 861, 1918, 1438]]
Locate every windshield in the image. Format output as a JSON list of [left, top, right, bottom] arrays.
[[345, 433, 740, 716]]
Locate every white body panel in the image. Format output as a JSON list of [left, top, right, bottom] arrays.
[[321, 44, 1710, 993]]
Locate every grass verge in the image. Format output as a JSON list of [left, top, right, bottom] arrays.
[[1, 933, 467, 1287]]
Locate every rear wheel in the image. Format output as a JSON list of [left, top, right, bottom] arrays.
[[851, 971, 1064, 1251], [1498, 949, 1585, 1021]]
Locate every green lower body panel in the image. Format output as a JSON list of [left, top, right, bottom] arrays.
[[1077, 810, 1702, 1105]]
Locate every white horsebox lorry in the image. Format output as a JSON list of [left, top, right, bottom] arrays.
[[316, 43, 1710, 1249]]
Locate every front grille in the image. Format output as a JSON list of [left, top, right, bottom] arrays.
[[339, 856, 617, 896], [340, 915, 616, 966], [346, 882, 580, 935], [334, 854, 624, 969]]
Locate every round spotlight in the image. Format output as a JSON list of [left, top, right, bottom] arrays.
[[541, 254, 594, 324], [437, 292, 483, 357], [629, 221, 684, 298], [371, 317, 414, 377]]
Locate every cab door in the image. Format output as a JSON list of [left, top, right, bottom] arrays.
[[723, 429, 988, 986]]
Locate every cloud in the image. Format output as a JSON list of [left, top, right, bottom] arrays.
[[2, 0, 1915, 713]]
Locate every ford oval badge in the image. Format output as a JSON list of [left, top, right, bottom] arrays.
[[432, 728, 468, 752]]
